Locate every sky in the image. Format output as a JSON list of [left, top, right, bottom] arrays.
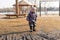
[[0, 0, 59, 8], [0, 0, 15, 8], [41, 1, 59, 8]]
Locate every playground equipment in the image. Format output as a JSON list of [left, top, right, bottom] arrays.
[[6, 0, 36, 18]]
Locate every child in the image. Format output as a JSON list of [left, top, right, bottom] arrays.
[[26, 7, 37, 32]]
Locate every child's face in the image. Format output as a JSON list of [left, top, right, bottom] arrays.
[[30, 9, 35, 13]]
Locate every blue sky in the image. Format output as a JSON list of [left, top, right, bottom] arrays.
[[0, 0, 59, 8]]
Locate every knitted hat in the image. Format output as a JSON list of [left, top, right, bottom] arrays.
[[30, 7, 36, 12]]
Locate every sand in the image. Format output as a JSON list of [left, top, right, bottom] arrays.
[[0, 15, 60, 34]]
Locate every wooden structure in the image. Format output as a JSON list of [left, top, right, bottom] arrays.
[[13, 0, 35, 17], [6, 14, 26, 18], [6, 0, 35, 18], [6, 0, 19, 18]]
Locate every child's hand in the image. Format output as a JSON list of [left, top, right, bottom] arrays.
[[32, 20, 35, 22]]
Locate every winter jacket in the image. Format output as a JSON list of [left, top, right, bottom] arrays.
[[27, 12, 37, 22]]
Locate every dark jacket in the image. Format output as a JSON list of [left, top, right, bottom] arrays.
[[27, 12, 37, 22]]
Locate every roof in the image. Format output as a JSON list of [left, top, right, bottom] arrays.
[[13, 0, 34, 6]]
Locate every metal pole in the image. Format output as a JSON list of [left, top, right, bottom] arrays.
[[39, 1, 41, 16], [44, 2, 47, 15], [56, 1, 60, 16], [34, 0, 36, 4]]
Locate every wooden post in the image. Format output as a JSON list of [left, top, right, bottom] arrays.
[[16, 0, 19, 18], [19, 6, 20, 15]]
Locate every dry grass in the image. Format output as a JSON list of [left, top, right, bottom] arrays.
[[0, 15, 60, 34]]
